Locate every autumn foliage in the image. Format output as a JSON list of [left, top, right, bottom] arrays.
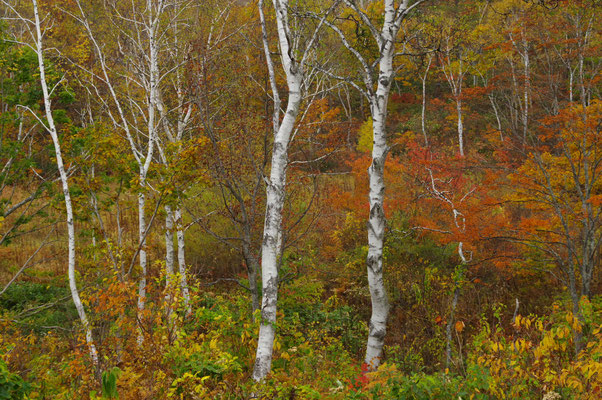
[[0, 0, 601, 399]]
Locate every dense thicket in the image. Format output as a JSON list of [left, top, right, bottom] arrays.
[[0, 0, 601, 398]]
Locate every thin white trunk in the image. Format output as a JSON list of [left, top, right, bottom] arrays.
[[421, 55, 432, 146], [439, 45, 465, 157], [569, 67, 574, 102], [508, 56, 520, 134], [137, 1, 160, 341], [32, 0, 98, 366], [164, 205, 175, 321], [152, 5, 193, 320], [446, 242, 467, 368], [175, 207, 191, 314], [136, 191, 148, 344], [456, 95, 464, 157], [165, 205, 175, 276], [445, 277, 460, 368], [488, 93, 503, 140]]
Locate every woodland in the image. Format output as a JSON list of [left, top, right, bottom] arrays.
[[0, 0, 600, 399]]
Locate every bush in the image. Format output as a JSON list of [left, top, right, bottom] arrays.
[[0, 359, 29, 400]]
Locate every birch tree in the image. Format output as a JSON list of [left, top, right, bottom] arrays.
[[153, 0, 199, 320], [438, 39, 467, 157], [1, 0, 99, 366], [253, 0, 332, 381], [71, 0, 178, 339], [423, 168, 473, 368], [319, 0, 428, 370]]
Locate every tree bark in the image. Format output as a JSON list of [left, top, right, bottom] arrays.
[[137, 0, 160, 342], [175, 207, 191, 315], [421, 55, 432, 147], [363, 0, 400, 369], [253, 0, 303, 381], [136, 191, 148, 344], [252, 70, 302, 382], [32, 0, 98, 366], [165, 205, 175, 322], [456, 95, 464, 157]]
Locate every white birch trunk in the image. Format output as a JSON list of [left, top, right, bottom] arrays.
[[421, 55, 432, 146], [137, 1, 160, 342], [136, 191, 148, 343], [365, 101, 390, 369], [439, 48, 465, 156], [446, 242, 467, 368], [253, 0, 303, 381], [330, 0, 426, 371], [488, 93, 503, 140], [363, 0, 400, 369], [522, 34, 529, 142], [456, 95, 464, 157], [32, 0, 98, 366], [175, 207, 191, 314]]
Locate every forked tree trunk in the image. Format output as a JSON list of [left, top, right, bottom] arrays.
[[253, 0, 303, 381]]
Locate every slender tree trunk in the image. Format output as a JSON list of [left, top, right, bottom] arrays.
[[137, 191, 148, 343], [421, 55, 432, 147], [242, 243, 260, 316], [508, 56, 520, 136], [456, 95, 464, 157], [32, 0, 98, 366], [445, 282, 460, 369], [569, 276, 583, 354], [137, 2, 159, 341], [446, 242, 467, 368], [165, 205, 175, 322], [488, 93, 503, 140], [175, 207, 191, 314], [564, 250, 584, 354], [581, 228, 595, 299], [569, 66, 574, 103], [165, 205, 175, 274]]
